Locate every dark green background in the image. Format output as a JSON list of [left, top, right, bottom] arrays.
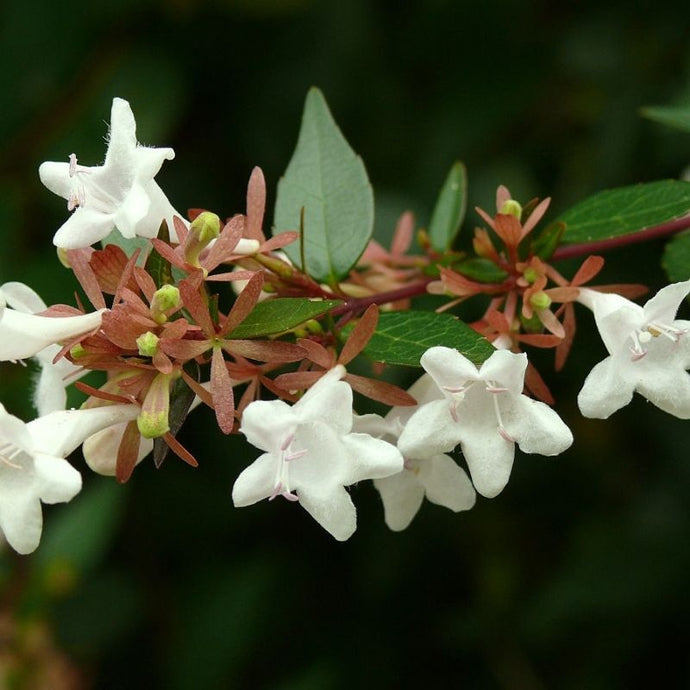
[[1, 0, 690, 687]]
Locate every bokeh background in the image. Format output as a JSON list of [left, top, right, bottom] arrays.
[[1, 0, 690, 688]]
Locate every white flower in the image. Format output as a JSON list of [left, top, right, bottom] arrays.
[[577, 281, 690, 419], [0, 282, 85, 414], [232, 366, 404, 540], [0, 283, 103, 362], [398, 347, 573, 498], [354, 375, 475, 531], [0, 403, 139, 554], [39, 97, 182, 249]]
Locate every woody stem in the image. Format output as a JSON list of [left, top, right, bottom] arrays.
[[330, 278, 434, 317]]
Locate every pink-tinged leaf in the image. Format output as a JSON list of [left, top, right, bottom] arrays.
[[211, 347, 235, 434], [172, 216, 189, 244], [133, 267, 157, 302], [494, 213, 522, 246], [66, 249, 106, 310], [163, 432, 199, 467], [273, 370, 323, 392], [161, 318, 190, 340], [119, 288, 151, 316], [345, 373, 416, 406], [151, 238, 186, 271], [546, 287, 579, 303], [521, 197, 551, 238], [360, 239, 389, 264], [181, 370, 213, 408], [75, 382, 136, 405], [391, 211, 414, 256], [571, 255, 605, 286], [260, 375, 300, 402], [555, 304, 576, 372], [594, 283, 649, 299], [525, 362, 555, 405], [178, 278, 215, 336], [116, 420, 142, 483], [296, 338, 332, 368], [221, 272, 264, 336], [113, 250, 142, 306], [91, 245, 135, 295], [537, 308, 565, 339], [160, 338, 211, 361], [223, 339, 306, 363], [518, 333, 563, 348], [496, 185, 512, 210], [205, 216, 244, 271], [206, 270, 258, 283], [339, 304, 379, 365], [100, 310, 150, 349], [153, 350, 173, 374], [237, 378, 258, 417], [260, 232, 299, 252], [246, 166, 267, 242], [475, 206, 497, 231]]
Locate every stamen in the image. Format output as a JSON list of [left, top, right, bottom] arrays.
[[449, 401, 459, 422], [489, 386, 514, 442], [443, 385, 466, 394], [280, 433, 295, 451], [68, 153, 78, 177], [285, 449, 307, 462], [0, 443, 22, 470]]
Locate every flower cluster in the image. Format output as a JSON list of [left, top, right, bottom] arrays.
[[1, 96, 688, 554]]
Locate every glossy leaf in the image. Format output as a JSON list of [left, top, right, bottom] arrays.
[[558, 180, 690, 243], [360, 311, 494, 367], [228, 298, 341, 339], [455, 257, 507, 283], [274, 88, 374, 284], [662, 230, 690, 282], [428, 161, 467, 251]]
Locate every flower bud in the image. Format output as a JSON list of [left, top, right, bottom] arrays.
[[500, 199, 522, 220], [136, 331, 160, 357], [150, 285, 180, 324], [137, 372, 176, 439], [529, 291, 552, 311], [184, 211, 221, 267], [523, 267, 539, 284]]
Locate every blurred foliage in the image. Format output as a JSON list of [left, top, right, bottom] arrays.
[[1, 0, 690, 688]]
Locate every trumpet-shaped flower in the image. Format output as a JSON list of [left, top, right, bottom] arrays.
[[0, 282, 85, 414], [232, 366, 404, 540], [398, 347, 573, 498], [354, 375, 475, 531], [39, 98, 182, 249], [577, 281, 690, 419], [0, 403, 139, 553], [0, 282, 103, 362]]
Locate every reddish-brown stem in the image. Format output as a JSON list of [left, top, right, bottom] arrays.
[[330, 278, 434, 317], [551, 215, 690, 262]]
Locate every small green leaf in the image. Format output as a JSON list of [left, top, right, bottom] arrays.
[[428, 162, 467, 251], [558, 180, 690, 244], [531, 221, 565, 260], [640, 104, 690, 133], [361, 311, 494, 367], [101, 229, 150, 261], [146, 224, 174, 288], [455, 257, 507, 283], [662, 229, 690, 282], [228, 298, 341, 339], [274, 88, 374, 284]]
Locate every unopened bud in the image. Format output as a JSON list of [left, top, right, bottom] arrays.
[[523, 267, 539, 284], [70, 343, 87, 359], [304, 319, 322, 334], [150, 285, 180, 324], [185, 212, 221, 267], [137, 372, 176, 439], [136, 331, 160, 357], [500, 199, 522, 220], [530, 291, 552, 310], [57, 247, 71, 269]]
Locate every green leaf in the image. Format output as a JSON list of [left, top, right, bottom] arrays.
[[428, 161, 467, 251], [228, 298, 341, 339], [146, 223, 174, 288], [640, 104, 690, 133], [558, 180, 690, 243], [455, 257, 507, 283], [101, 228, 150, 262], [531, 221, 565, 260], [662, 229, 690, 282], [274, 88, 374, 284], [361, 311, 494, 367]]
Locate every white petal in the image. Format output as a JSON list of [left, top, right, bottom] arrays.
[[340, 433, 403, 483], [0, 282, 47, 313], [578, 356, 634, 419], [103, 98, 138, 178], [637, 367, 690, 419], [642, 279, 690, 324], [32, 453, 82, 504], [232, 452, 277, 507], [351, 413, 397, 439], [33, 363, 68, 416], [113, 183, 151, 238], [298, 484, 357, 541], [0, 477, 43, 555], [135, 146, 175, 181], [27, 404, 140, 458], [140, 180, 184, 240], [295, 367, 352, 434], [398, 399, 464, 459], [82, 423, 153, 476], [38, 161, 73, 199], [240, 399, 295, 453], [0, 404, 33, 454], [478, 349, 527, 394], [53, 207, 118, 249], [504, 396, 573, 456], [421, 346, 480, 389], [461, 430, 515, 498], [373, 471, 425, 531], [420, 454, 476, 511]]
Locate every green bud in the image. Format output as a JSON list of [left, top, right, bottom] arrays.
[[57, 247, 71, 269], [530, 291, 552, 310], [150, 285, 180, 324], [136, 331, 160, 357], [523, 267, 539, 284], [500, 199, 522, 220], [70, 343, 87, 359], [304, 319, 322, 334], [137, 372, 175, 439], [185, 212, 221, 267]]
